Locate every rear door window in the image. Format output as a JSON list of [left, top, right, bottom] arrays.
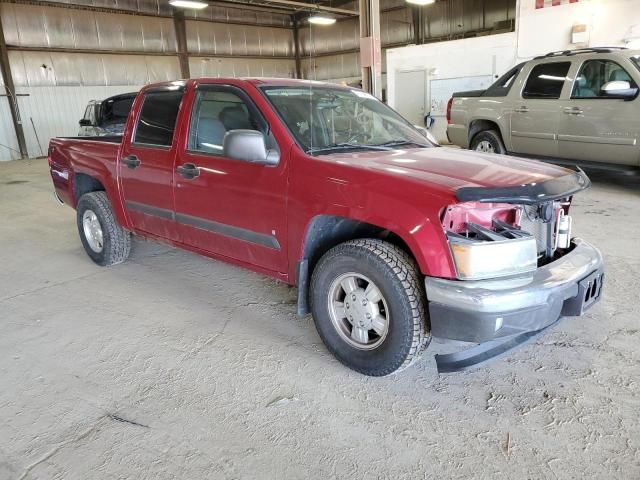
[[133, 90, 184, 147], [522, 62, 571, 99]]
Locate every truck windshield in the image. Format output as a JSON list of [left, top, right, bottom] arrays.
[[261, 86, 431, 155]]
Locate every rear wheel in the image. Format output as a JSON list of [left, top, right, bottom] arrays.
[[76, 191, 131, 266], [470, 129, 506, 154], [310, 239, 430, 376]]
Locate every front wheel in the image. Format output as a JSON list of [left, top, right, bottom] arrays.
[[470, 129, 506, 154], [310, 239, 430, 376]]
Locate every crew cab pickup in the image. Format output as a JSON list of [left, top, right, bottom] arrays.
[[447, 47, 640, 169], [48, 78, 604, 376]]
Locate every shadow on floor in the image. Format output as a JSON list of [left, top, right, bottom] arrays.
[[583, 167, 640, 195]]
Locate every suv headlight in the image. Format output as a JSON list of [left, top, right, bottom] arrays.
[[448, 235, 538, 280]]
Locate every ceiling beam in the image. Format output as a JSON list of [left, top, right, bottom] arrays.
[[223, 0, 358, 16], [208, 0, 298, 14]]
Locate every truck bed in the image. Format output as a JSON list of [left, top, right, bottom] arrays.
[[49, 136, 122, 206]]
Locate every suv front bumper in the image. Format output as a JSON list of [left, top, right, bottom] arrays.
[[425, 238, 604, 369]]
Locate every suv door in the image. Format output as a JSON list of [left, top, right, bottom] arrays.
[[120, 86, 184, 241], [509, 61, 572, 157], [173, 83, 287, 273], [557, 58, 640, 166]]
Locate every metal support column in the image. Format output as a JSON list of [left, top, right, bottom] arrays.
[[0, 15, 28, 159], [172, 9, 191, 79], [358, 0, 382, 99], [411, 6, 423, 45], [292, 19, 302, 79]]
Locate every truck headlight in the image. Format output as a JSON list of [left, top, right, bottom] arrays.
[[448, 236, 538, 280]]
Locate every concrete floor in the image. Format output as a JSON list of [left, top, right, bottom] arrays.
[[1, 158, 639, 480]]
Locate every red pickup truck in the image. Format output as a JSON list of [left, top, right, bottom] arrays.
[[48, 78, 604, 375]]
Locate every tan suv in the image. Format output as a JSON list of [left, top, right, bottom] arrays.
[[446, 48, 640, 168]]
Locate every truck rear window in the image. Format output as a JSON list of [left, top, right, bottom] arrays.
[[522, 62, 571, 99], [133, 90, 183, 147]]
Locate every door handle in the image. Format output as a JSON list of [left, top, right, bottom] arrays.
[[513, 106, 530, 113], [177, 163, 200, 179], [563, 107, 584, 115], [123, 155, 141, 169]]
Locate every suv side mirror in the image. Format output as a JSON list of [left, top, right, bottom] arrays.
[[79, 119, 92, 127], [223, 130, 279, 166], [601, 80, 639, 100]]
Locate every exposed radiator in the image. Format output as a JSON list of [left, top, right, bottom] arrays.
[[520, 205, 550, 256]]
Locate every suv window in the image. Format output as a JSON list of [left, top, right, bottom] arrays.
[[100, 96, 135, 127], [572, 59, 637, 98], [523, 62, 571, 99], [187, 86, 269, 155], [632, 55, 640, 73], [133, 90, 183, 147], [484, 63, 525, 97], [83, 104, 95, 124]]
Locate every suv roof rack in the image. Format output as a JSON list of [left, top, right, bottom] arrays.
[[533, 47, 628, 60]]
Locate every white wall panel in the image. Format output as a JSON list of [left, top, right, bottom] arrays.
[[516, 0, 640, 59], [386, 33, 517, 142], [0, 100, 21, 161]]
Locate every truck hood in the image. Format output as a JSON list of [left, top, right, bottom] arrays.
[[322, 147, 588, 203]]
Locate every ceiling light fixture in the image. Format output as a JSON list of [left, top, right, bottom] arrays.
[[405, 0, 435, 6], [169, 0, 208, 9], [308, 13, 337, 25]]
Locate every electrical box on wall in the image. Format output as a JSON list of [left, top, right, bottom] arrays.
[[571, 24, 589, 45]]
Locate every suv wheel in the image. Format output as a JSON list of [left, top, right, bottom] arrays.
[[310, 239, 430, 376], [76, 191, 131, 266], [471, 130, 506, 154]]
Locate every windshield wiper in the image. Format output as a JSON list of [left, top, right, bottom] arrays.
[[307, 143, 393, 154], [375, 140, 430, 148]]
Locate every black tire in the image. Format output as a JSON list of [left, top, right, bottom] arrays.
[[310, 239, 430, 376], [470, 129, 506, 154], [76, 191, 131, 266]]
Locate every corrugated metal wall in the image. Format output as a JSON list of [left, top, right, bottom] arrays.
[[0, 1, 295, 160], [2, 4, 177, 53], [9, 51, 181, 87], [0, 0, 515, 160], [37, 0, 292, 26], [186, 20, 293, 57], [301, 50, 388, 84], [190, 56, 294, 78], [299, 5, 413, 56], [299, 0, 515, 82]]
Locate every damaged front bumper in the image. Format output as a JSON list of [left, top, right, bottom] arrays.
[[425, 238, 604, 372]]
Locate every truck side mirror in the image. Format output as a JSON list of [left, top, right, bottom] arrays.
[[79, 119, 92, 127], [601, 80, 639, 100], [222, 130, 279, 166]]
